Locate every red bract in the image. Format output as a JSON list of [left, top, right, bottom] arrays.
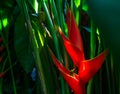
[[49, 49, 85, 94], [66, 10, 84, 53], [49, 9, 108, 94]]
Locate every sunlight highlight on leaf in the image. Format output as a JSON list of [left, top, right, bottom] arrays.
[[2, 18, 8, 28], [64, 23, 68, 37], [35, 0, 38, 13], [74, 0, 81, 8], [38, 32, 44, 47], [96, 28, 100, 35]]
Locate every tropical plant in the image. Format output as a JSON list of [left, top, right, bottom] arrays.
[[0, 0, 117, 94]]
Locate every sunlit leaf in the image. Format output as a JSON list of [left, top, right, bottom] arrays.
[[74, 0, 81, 8], [2, 18, 8, 28]]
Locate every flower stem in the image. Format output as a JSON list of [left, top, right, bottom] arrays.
[[0, 18, 17, 94], [87, 20, 97, 94]]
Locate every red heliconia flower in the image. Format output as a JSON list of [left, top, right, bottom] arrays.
[[49, 9, 108, 94]]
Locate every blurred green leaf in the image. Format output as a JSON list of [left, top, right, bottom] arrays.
[[74, 0, 81, 8], [14, 13, 34, 73], [82, 0, 88, 12]]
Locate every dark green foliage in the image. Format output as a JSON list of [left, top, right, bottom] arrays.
[[14, 13, 34, 73]]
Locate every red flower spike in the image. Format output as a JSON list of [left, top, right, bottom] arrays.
[[51, 9, 108, 94], [49, 48, 70, 74], [66, 9, 84, 53], [58, 27, 84, 67], [79, 49, 108, 84], [49, 48, 108, 94], [49, 48, 85, 94]]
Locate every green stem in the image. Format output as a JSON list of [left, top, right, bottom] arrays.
[[0, 57, 8, 94], [1, 21, 17, 94], [3, 45, 17, 94], [6, 45, 17, 94], [87, 20, 97, 94], [29, 19, 47, 94], [110, 53, 115, 94], [51, 0, 59, 26], [90, 21, 96, 58], [41, 1, 68, 94], [105, 57, 112, 94], [56, 0, 64, 30], [78, 0, 83, 29], [41, 0, 60, 60]]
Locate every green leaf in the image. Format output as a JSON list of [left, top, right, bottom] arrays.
[[14, 13, 34, 73]]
